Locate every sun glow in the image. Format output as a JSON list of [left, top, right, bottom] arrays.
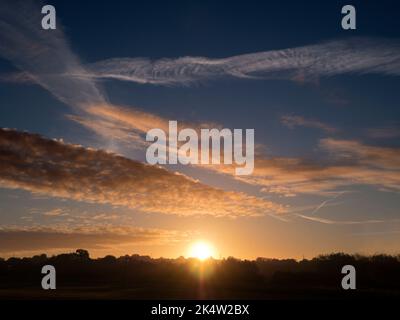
[[188, 241, 216, 260]]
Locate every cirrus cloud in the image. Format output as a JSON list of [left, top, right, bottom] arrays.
[[80, 37, 400, 86]]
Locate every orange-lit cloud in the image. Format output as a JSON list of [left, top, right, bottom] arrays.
[[0, 128, 285, 217], [66, 104, 400, 197], [208, 138, 400, 196], [320, 138, 400, 169], [68, 103, 220, 148]]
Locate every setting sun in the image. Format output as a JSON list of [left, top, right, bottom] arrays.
[[188, 241, 216, 260]]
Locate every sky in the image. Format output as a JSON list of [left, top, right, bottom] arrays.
[[0, 0, 399, 259]]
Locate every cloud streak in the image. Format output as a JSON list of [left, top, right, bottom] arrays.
[[295, 214, 386, 225], [2, 5, 400, 91], [209, 138, 400, 196], [0, 1, 226, 152], [0, 128, 285, 217], [0, 0, 106, 109], [6, 37, 399, 86], [80, 37, 400, 86], [281, 115, 337, 133], [366, 126, 400, 139], [0, 225, 185, 254]]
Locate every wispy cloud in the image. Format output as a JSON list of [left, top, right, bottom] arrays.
[[0, 225, 186, 254], [76, 38, 400, 86], [366, 126, 400, 139], [0, 0, 106, 109], [67, 103, 220, 149], [2, 3, 400, 92], [0, 1, 224, 152], [281, 115, 337, 133], [42, 208, 68, 217], [320, 138, 400, 170], [309, 191, 347, 216], [209, 138, 400, 196], [295, 214, 386, 225], [0, 71, 34, 83], [5, 37, 400, 86]]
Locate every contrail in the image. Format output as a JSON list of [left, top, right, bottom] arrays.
[[310, 191, 347, 216], [80, 37, 400, 86]]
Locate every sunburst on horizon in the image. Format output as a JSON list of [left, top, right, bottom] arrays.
[[187, 241, 216, 260]]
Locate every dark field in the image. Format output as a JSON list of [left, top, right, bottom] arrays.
[[1, 250, 399, 299]]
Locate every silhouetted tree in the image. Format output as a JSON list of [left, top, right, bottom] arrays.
[[0, 251, 399, 299], [75, 249, 90, 260]]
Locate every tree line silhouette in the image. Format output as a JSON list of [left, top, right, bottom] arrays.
[[0, 250, 399, 299]]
